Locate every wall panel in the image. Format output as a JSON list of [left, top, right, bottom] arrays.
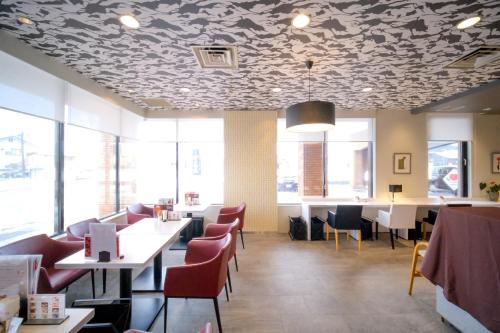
[[224, 111, 278, 232]]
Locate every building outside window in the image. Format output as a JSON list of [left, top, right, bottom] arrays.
[[0, 107, 57, 242]]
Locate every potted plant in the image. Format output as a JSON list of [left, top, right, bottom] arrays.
[[479, 181, 500, 201]]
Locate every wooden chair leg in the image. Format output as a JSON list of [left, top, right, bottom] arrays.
[[357, 230, 362, 252], [163, 297, 168, 333], [346, 232, 349, 241], [325, 224, 329, 241], [422, 222, 427, 241], [334, 229, 339, 251], [408, 245, 419, 295], [213, 297, 223, 333]]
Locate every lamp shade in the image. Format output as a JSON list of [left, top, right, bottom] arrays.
[[388, 184, 403, 193], [286, 100, 335, 132]]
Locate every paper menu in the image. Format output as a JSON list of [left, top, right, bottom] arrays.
[[0, 255, 42, 298], [89, 223, 118, 260], [27, 294, 65, 320]]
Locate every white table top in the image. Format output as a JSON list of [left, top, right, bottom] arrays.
[[119, 218, 192, 235], [302, 198, 500, 208], [55, 218, 191, 270], [174, 203, 209, 213], [19, 308, 94, 333]]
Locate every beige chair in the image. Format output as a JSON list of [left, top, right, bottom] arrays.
[[376, 204, 417, 249], [408, 242, 428, 295]]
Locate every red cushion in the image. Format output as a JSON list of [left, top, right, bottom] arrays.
[[43, 267, 89, 293]]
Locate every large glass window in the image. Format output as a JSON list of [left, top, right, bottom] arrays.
[[119, 138, 139, 210], [428, 141, 461, 197], [277, 142, 300, 203], [178, 119, 224, 204], [426, 114, 471, 198], [326, 142, 371, 198], [0, 108, 56, 242], [64, 125, 116, 225]]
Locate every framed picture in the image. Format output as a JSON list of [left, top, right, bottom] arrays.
[[393, 153, 411, 174], [493, 152, 500, 173]]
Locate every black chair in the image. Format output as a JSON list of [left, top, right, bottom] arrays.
[[422, 204, 472, 240], [327, 205, 363, 251]]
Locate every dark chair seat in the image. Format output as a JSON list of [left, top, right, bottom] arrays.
[[327, 205, 363, 251], [46, 267, 89, 292]]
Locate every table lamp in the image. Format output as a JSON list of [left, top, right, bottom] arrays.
[[389, 184, 402, 202]]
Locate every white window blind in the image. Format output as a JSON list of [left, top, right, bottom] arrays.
[[139, 119, 177, 142], [66, 84, 121, 135], [427, 114, 472, 141], [178, 119, 223, 142], [326, 118, 374, 141], [0, 51, 65, 122], [120, 109, 144, 140], [277, 119, 325, 142]]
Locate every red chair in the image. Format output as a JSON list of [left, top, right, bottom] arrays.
[[126, 203, 154, 224], [0, 234, 95, 297], [66, 218, 129, 294], [163, 234, 231, 333], [201, 220, 240, 293], [217, 203, 246, 249]]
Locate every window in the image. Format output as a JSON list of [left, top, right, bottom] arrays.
[[277, 119, 325, 202], [427, 114, 471, 198], [178, 119, 224, 204], [326, 119, 374, 198], [326, 142, 371, 198], [64, 125, 117, 225], [0, 108, 57, 242], [119, 137, 139, 210]]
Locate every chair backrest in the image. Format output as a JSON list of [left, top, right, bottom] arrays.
[[217, 234, 232, 293], [218, 203, 246, 229], [236, 202, 246, 229], [227, 219, 239, 260], [329, 205, 363, 230], [388, 204, 417, 229], [0, 234, 54, 267], [67, 218, 100, 241], [127, 203, 153, 216]]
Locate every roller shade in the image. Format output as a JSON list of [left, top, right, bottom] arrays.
[[178, 119, 223, 142], [326, 118, 374, 141], [139, 119, 177, 142], [121, 109, 144, 140], [277, 118, 324, 142], [66, 84, 121, 135], [427, 114, 472, 141], [0, 51, 65, 122]]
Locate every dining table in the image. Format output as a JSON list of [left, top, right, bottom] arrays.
[[55, 217, 192, 331]]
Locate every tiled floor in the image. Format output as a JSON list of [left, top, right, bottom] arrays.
[[66, 233, 457, 333]]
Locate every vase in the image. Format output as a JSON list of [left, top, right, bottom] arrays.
[[488, 192, 499, 202]]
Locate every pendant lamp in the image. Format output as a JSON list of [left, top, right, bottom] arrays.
[[286, 60, 335, 132]]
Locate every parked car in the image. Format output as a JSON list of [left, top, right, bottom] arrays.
[[429, 166, 458, 193], [278, 176, 298, 192]]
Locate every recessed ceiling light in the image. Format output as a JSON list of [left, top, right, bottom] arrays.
[[179, 87, 190, 93], [456, 16, 481, 30], [17, 16, 33, 25], [272, 88, 282, 93], [292, 14, 310, 29], [362, 87, 373, 92], [119, 15, 140, 29], [482, 107, 492, 111]]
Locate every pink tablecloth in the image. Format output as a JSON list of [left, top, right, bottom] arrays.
[[421, 207, 500, 332]]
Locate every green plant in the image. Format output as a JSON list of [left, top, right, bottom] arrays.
[[479, 181, 500, 193]]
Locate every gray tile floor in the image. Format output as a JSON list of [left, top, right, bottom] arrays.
[[66, 233, 458, 333]]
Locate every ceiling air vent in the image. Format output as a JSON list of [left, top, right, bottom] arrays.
[[445, 45, 500, 69], [142, 98, 170, 108], [191, 45, 238, 69]]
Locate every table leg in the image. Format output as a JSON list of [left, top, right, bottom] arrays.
[[375, 222, 379, 240], [120, 268, 132, 298], [154, 253, 162, 285]]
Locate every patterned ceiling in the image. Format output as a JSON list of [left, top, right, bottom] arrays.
[[1, 0, 500, 113]]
